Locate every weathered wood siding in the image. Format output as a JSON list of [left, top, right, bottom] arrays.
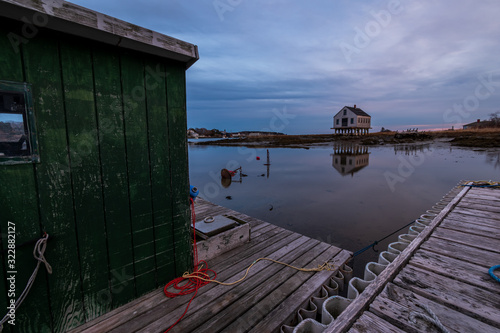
[[0, 18, 191, 333]]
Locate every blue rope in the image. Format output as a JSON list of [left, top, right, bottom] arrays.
[[460, 184, 500, 188], [353, 241, 378, 257], [489, 265, 500, 283], [353, 219, 416, 257]]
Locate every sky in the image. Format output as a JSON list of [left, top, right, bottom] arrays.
[[70, 0, 500, 134]]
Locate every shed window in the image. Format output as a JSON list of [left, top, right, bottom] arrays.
[[0, 81, 39, 164]]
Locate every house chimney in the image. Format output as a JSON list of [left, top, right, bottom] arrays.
[[354, 104, 357, 109], [477, 119, 480, 123]]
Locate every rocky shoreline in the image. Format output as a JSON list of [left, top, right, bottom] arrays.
[[191, 129, 500, 149]]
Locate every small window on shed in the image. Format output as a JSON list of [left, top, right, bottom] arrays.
[[0, 81, 39, 164]]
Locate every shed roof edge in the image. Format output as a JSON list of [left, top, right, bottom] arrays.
[[0, 0, 199, 68]]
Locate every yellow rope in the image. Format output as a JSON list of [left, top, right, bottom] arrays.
[[463, 180, 500, 186], [182, 258, 339, 286]]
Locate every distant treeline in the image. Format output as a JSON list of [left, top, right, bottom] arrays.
[[188, 128, 284, 138]]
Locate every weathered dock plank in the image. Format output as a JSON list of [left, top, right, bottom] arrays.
[[469, 186, 500, 197], [69, 228, 301, 333], [394, 265, 500, 328], [249, 250, 352, 333], [439, 217, 500, 239], [323, 183, 470, 333], [420, 236, 498, 268], [347, 311, 406, 333], [432, 227, 500, 253], [370, 283, 500, 333], [456, 200, 500, 214], [193, 242, 335, 333], [464, 190, 500, 199], [68, 198, 351, 333], [324, 184, 500, 333], [444, 211, 500, 230], [150, 237, 323, 333], [409, 250, 498, 292], [107, 233, 309, 333], [451, 206, 500, 221]]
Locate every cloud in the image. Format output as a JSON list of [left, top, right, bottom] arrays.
[[71, 0, 500, 133]]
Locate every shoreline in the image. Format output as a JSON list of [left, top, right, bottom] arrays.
[[191, 129, 500, 149]]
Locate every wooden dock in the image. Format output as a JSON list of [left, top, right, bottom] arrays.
[[326, 185, 500, 333], [68, 198, 351, 333]]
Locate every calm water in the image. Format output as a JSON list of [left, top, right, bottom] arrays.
[[188, 140, 500, 276]]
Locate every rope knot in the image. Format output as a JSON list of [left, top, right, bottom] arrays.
[[34, 233, 52, 274], [409, 302, 449, 333]]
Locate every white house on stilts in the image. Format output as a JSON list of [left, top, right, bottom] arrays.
[[332, 105, 371, 135]]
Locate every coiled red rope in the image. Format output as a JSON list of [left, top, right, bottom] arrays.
[[163, 198, 216, 332]]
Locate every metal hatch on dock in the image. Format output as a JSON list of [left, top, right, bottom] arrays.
[[192, 214, 238, 237], [191, 214, 251, 261]]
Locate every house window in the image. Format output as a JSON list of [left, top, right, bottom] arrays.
[[343, 110, 346, 115], [0, 81, 39, 164], [336, 119, 339, 125], [351, 118, 354, 124]]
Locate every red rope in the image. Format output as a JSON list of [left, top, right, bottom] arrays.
[[163, 198, 217, 332]]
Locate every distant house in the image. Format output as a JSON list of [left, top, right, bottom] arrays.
[[332, 105, 371, 135], [463, 119, 495, 129], [187, 129, 200, 139]]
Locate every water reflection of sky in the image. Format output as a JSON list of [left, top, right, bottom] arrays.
[[188, 142, 499, 276]]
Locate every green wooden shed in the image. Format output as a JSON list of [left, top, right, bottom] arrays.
[[0, 0, 198, 332]]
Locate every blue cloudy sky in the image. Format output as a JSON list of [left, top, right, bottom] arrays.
[[71, 0, 500, 134]]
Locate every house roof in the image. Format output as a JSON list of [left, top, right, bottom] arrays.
[[463, 120, 493, 127], [0, 0, 199, 68], [344, 106, 370, 117]]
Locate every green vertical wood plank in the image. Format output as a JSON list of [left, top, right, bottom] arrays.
[[92, 47, 136, 308], [0, 22, 52, 333], [144, 59, 176, 284], [22, 32, 85, 332], [165, 63, 191, 275], [60, 40, 110, 321], [120, 53, 156, 296]]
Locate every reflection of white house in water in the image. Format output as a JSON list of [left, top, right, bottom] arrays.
[[331, 144, 370, 176], [394, 144, 431, 155]]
